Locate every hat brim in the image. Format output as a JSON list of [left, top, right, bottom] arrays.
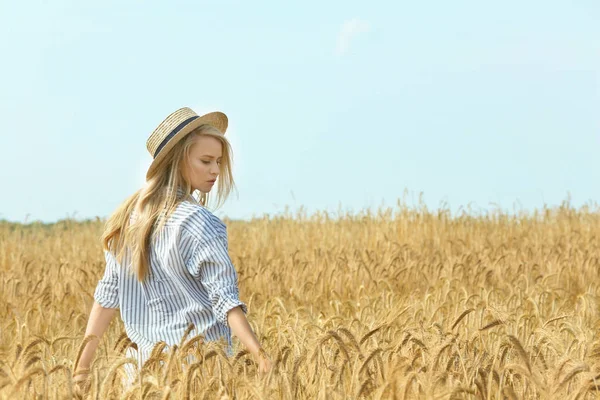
[[146, 111, 228, 180]]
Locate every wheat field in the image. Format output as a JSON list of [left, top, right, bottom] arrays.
[[1, 198, 600, 399]]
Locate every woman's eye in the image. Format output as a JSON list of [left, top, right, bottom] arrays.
[[201, 160, 210, 164]]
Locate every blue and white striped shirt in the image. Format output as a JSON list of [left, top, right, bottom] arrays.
[[93, 189, 248, 371]]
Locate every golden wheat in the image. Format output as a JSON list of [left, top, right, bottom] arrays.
[[2, 201, 600, 398]]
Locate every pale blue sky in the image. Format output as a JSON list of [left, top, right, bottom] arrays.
[[1, 0, 598, 222]]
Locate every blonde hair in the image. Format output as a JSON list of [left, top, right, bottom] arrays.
[[101, 124, 235, 282]]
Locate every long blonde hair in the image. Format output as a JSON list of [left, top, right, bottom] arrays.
[[101, 124, 235, 282]]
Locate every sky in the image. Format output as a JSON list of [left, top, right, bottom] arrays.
[[1, 0, 598, 222]]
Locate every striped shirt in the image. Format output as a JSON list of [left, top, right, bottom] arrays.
[[93, 188, 248, 375]]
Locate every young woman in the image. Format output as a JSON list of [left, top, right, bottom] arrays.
[[72, 107, 272, 390]]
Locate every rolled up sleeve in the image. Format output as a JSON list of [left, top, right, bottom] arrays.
[[186, 235, 248, 326], [93, 250, 120, 309]]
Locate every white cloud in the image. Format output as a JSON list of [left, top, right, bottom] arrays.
[[335, 18, 371, 56]]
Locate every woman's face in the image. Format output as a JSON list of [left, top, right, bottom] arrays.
[[183, 135, 223, 193]]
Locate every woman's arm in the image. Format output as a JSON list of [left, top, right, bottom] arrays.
[[75, 301, 118, 369], [227, 306, 261, 354], [227, 306, 272, 373]]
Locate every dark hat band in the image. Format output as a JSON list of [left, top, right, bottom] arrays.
[[153, 115, 199, 158]]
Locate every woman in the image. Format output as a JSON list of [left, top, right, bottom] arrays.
[[72, 107, 272, 391]]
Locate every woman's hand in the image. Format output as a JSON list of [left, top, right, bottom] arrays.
[[72, 368, 91, 396], [256, 347, 273, 375], [258, 355, 273, 375]]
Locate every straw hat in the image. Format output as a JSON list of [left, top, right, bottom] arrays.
[[145, 107, 228, 179]]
